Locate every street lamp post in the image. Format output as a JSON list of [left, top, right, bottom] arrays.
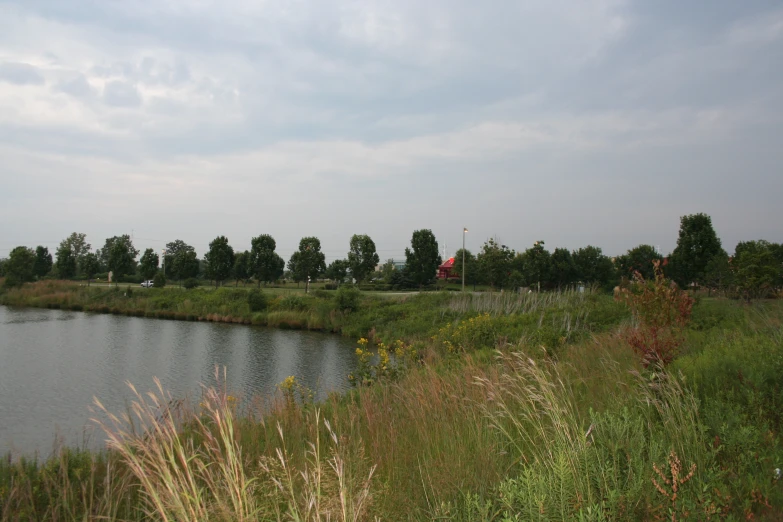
[[462, 228, 468, 292]]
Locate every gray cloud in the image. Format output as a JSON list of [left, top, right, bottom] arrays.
[[102, 80, 142, 107], [55, 74, 94, 98], [0, 62, 44, 85]]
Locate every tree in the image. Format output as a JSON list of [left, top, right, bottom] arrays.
[[204, 236, 235, 287], [326, 259, 350, 284], [669, 213, 724, 288], [703, 250, 732, 295], [615, 245, 663, 282], [59, 233, 91, 273], [452, 248, 479, 288], [516, 241, 551, 290], [477, 239, 514, 289], [0, 258, 7, 277], [80, 252, 100, 286], [172, 250, 200, 284], [378, 259, 397, 283], [139, 248, 160, 281], [572, 246, 615, 287], [55, 245, 77, 279], [250, 235, 285, 286], [5, 246, 36, 285], [732, 240, 781, 302], [105, 235, 139, 284], [550, 247, 576, 289], [233, 251, 250, 286], [33, 246, 53, 279], [164, 240, 195, 278], [347, 234, 380, 284], [404, 229, 441, 287], [288, 237, 326, 290]]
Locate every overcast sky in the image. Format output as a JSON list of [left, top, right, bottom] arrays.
[[1, 0, 781, 262]]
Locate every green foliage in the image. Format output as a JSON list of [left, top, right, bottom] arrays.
[[104, 235, 139, 283], [451, 248, 478, 287], [247, 289, 267, 311], [476, 238, 514, 289], [79, 252, 100, 285], [183, 277, 200, 289], [250, 234, 284, 285], [405, 229, 441, 287], [33, 246, 52, 279], [6, 246, 36, 284], [325, 259, 350, 284], [233, 250, 250, 285], [172, 250, 200, 282], [278, 294, 310, 311], [204, 235, 235, 286], [572, 245, 616, 288], [55, 244, 77, 279], [515, 240, 551, 289], [335, 285, 361, 312], [434, 313, 498, 353], [669, 213, 724, 288], [139, 248, 159, 281], [164, 239, 195, 278], [288, 237, 326, 283], [347, 234, 379, 283], [615, 244, 663, 281], [153, 271, 166, 288], [550, 247, 577, 288], [732, 240, 781, 301]]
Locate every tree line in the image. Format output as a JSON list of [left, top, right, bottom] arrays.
[[1, 214, 781, 299]]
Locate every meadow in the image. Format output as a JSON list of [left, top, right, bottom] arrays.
[[1, 279, 782, 520]]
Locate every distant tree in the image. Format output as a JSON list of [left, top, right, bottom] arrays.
[[477, 239, 514, 289], [204, 236, 235, 287], [164, 240, 195, 277], [703, 250, 732, 295], [615, 245, 663, 282], [550, 247, 576, 289], [80, 252, 100, 286], [452, 248, 479, 288], [172, 250, 200, 284], [669, 213, 724, 288], [105, 235, 139, 285], [0, 258, 7, 277], [572, 246, 615, 287], [288, 237, 326, 290], [60, 233, 91, 272], [139, 248, 160, 281], [55, 245, 77, 279], [379, 259, 396, 283], [732, 240, 781, 302], [326, 259, 350, 284], [516, 241, 551, 290], [5, 246, 36, 285], [405, 229, 441, 287], [347, 234, 380, 284], [250, 235, 285, 286], [233, 250, 250, 286], [33, 246, 53, 279]]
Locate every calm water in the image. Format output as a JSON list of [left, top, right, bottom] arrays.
[[0, 305, 357, 457]]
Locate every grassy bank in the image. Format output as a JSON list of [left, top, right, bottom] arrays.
[[2, 281, 783, 520]]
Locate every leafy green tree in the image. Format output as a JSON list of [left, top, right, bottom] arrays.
[[33, 246, 53, 279], [172, 250, 200, 284], [615, 244, 662, 282], [139, 248, 160, 281], [669, 213, 724, 288], [452, 248, 479, 288], [233, 251, 250, 286], [288, 237, 326, 290], [5, 246, 36, 285], [405, 229, 441, 287], [379, 259, 396, 283], [347, 234, 380, 284], [164, 240, 194, 277], [204, 236, 235, 287], [80, 252, 100, 286], [572, 246, 615, 287], [105, 235, 139, 284], [550, 247, 576, 289], [477, 239, 514, 289], [59, 233, 91, 273], [55, 245, 77, 279], [516, 241, 551, 289], [0, 258, 7, 277], [326, 259, 350, 285], [250, 235, 285, 286], [732, 240, 781, 301], [703, 250, 732, 295]]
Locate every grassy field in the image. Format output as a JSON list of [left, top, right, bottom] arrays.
[[1, 280, 783, 520]]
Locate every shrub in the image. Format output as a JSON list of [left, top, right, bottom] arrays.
[[312, 289, 332, 299], [247, 289, 267, 312], [335, 286, 361, 312], [278, 294, 309, 311], [125, 286, 133, 297], [153, 272, 166, 288], [183, 278, 200, 289]]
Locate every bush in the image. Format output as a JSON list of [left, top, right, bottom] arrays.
[[279, 294, 309, 311], [153, 272, 166, 288], [312, 289, 332, 299], [118, 274, 143, 284], [183, 278, 200, 289], [125, 286, 133, 297], [335, 285, 361, 312], [247, 289, 267, 312], [324, 283, 338, 290]]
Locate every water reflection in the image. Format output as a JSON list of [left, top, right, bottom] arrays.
[[0, 306, 357, 457]]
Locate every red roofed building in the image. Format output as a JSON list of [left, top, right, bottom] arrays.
[[437, 257, 459, 280]]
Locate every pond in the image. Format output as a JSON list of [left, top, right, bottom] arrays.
[[0, 305, 357, 457]]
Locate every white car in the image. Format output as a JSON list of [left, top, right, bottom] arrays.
[[140, 280, 154, 288]]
